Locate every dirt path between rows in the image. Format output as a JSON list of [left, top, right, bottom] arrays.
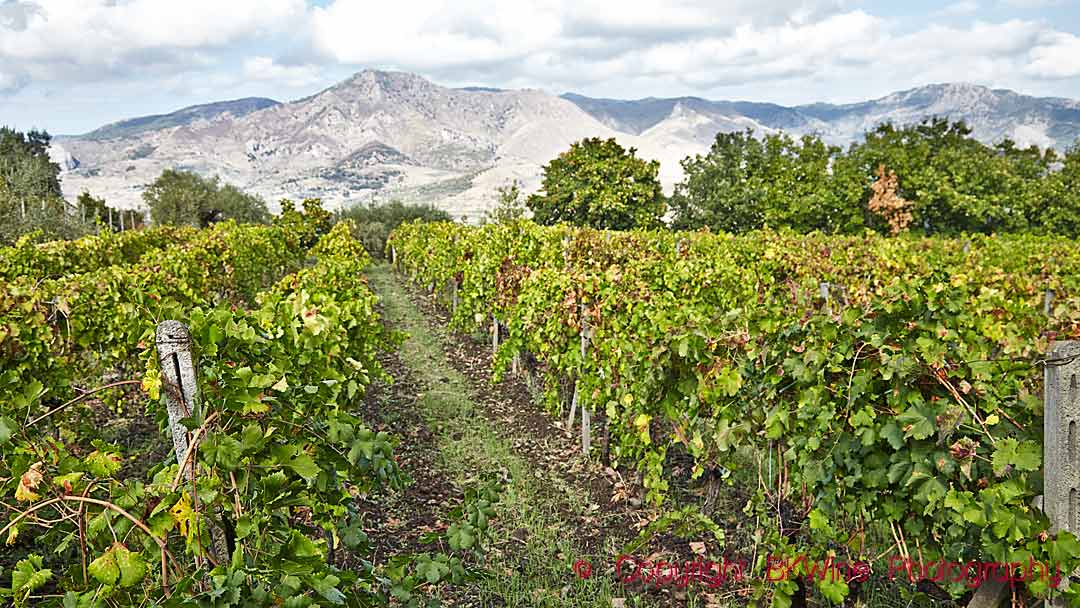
[[360, 264, 728, 607]]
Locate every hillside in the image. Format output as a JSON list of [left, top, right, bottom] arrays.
[[52, 72, 1080, 218]]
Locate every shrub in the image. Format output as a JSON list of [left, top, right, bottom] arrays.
[[335, 200, 452, 257]]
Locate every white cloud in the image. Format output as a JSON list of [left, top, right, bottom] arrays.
[[304, 2, 1080, 105], [0, 69, 26, 93], [306, 0, 862, 72], [0, 0, 306, 91], [242, 57, 322, 88], [1026, 32, 1080, 79], [3, 0, 1080, 130]]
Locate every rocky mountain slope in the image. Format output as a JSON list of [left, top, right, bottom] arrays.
[[51, 72, 1080, 219]]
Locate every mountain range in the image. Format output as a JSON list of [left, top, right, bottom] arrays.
[[48, 70, 1080, 219]]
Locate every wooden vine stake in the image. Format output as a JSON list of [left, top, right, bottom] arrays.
[[156, 320, 229, 565], [1044, 340, 1080, 607], [580, 305, 591, 457], [567, 383, 578, 430]]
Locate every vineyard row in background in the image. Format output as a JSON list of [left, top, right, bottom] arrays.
[[388, 220, 1080, 606]]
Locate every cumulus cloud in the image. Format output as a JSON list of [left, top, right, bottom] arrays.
[[2, 0, 1080, 113], [1026, 32, 1080, 79], [303, 1, 1080, 103], [242, 56, 322, 88], [0, 0, 41, 30], [0, 0, 306, 92]]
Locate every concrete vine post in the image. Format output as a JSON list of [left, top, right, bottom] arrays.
[[156, 320, 229, 566], [156, 321, 198, 475], [1044, 341, 1080, 607]]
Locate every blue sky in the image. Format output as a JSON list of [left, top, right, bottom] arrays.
[[2, 0, 1079, 135]]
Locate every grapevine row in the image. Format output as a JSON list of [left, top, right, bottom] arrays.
[[388, 220, 1080, 604], [0, 225, 199, 281]]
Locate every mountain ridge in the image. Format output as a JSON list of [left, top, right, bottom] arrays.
[[51, 70, 1080, 218], [71, 97, 281, 141]]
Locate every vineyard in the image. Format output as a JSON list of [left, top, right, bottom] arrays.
[[387, 220, 1080, 606], [4, 213, 1080, 607], [0, 208, 500, 607]]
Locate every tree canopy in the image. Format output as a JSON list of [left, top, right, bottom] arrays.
[[0, 127, 99, 244], [527, 137, 665, 230], [670, 118, 1080, 237], [143, 169, 269, 227]]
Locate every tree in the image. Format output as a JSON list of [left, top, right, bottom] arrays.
[[1035, 144, 1080, 238], [483, 181, 529, 224], [837, 118, 1046, 235], [527, 138, 664, 230], [0, 126, 94, 244], [212, 184, 270, 225], [670, 130, 861, 233], [334, 199, 451, 257], [0, 127, 62, 202], [143, 170, 268, 227]]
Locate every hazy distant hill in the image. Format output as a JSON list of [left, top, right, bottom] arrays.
[[76, 98, 280, 141], [51, 72, 1080, 218]]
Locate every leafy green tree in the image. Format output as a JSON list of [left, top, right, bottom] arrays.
[[670, 130, 862, 233], [213, 184, 270, 224], [143, 169, 214, 226], [143, 170, 268, 227], [1036, 144, 1080, 237], [334, 199, 452, 257], [527, 137, 664, 230], [0, 127, 62, 202], [0, 127, 97, 244], [837, 119, 1047, 234], [483, 181, 529, 224]]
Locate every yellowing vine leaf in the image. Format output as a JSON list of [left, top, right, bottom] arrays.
[[15, 462, 43, 502], [170, 492, 194, 538]]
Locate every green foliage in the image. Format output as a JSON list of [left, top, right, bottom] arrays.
[[839, 119, 1050, 234], [482, 181, 529, 224], [0, 194, 96, 246], [75, 192, 143, 231], [274, 198, 334, 248], [672, 118, 1080, 237], [0, 224, 196, 281], [390, 220, 1080, 603], [0, 128, 102, 244], [334, 199, 451, 258], [0, 127, 61, 201], [527, 137, 665, 229], [1037, 145, 1080, 238], [0, 215, 500, 606], [143, 169, 269, 227], [670, 130, 862, 233]]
